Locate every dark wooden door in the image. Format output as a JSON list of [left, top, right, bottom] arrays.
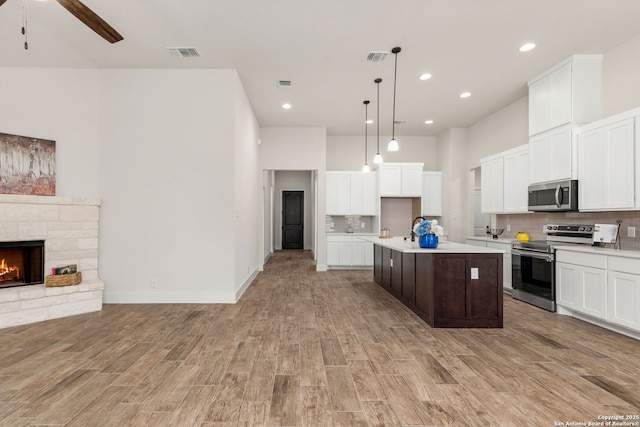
[[282, 191, 304, 249]]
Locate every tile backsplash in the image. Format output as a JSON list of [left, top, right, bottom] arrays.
[[326, 216, 374, 233], [496, 211, 640, 251]]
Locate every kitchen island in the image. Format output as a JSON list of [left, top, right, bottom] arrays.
[[360, 236, 504, 328]]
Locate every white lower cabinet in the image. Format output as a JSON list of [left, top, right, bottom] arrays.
[[557, 250, 640, 335], [327, 235, 373, 268], [607, 257, 640, 331], [556, 258, 607, 320]]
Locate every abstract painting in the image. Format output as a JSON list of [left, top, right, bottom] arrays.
[[0, 133, 56, 196]]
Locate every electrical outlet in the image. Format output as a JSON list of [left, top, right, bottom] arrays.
[[471, 268, 479, 280], [507, 224, 511, 232], [628, 226, 636, 238], [361, 222, 365, 228], [151, 278, 157, 289]]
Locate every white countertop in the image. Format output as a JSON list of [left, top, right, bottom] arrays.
[[326, 232, 378, 236], [554, 244, 640, 260], [360, 236, 504, 254]]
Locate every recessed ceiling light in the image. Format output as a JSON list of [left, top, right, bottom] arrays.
[[366, 119, 373, 124], [282, 103, 292, 109], [519, 43, 536, 52], [425, 120, 434, 125], [419, 73, 432, 81], [460, 92, 471, 98]]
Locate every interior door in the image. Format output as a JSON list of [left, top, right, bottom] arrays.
[[282, 191, 304, 249]]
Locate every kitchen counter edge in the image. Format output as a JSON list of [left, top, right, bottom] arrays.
[[360, 236, 504, 254]]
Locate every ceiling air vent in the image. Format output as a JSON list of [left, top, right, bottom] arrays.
[[394, 120, 407, 125], [277, 80, 292, 88], [166, 47, 201, 58], [366, 51, 389, 62]]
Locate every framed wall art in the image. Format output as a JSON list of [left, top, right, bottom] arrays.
[[0, 132, 55, 196]]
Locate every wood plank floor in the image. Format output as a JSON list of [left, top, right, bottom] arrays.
[[1, 250, 639, 426]]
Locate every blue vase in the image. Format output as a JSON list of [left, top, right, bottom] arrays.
[[418, 234, 438, 248]]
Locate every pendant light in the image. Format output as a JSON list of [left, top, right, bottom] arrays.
[[362, 100, 370, 173], [373, 78, 383, 164], [388, 47, 401, 152]]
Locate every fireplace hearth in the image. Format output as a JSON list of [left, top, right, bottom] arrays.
[[0, 241, 44, 289]]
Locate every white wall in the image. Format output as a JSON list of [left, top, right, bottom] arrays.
[[259, 127, 327, 270], [326, 135, 437, 171], [273, 171, 313, 250], [603, 33, 640, 116], [233, 77, 261, 297], [436, 128, 468, 243], [99, 69, 257, 303], [0, 68, 101, 197]]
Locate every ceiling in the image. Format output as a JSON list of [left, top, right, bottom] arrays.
[[2, 0, 640, 137]]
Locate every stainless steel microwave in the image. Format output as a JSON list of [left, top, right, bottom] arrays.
[[528, 180, 578, 212]]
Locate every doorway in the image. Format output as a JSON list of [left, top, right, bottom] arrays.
[[282, 191, 304, 249]]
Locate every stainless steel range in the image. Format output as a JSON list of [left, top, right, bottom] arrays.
[[511, 224, 594, 311]]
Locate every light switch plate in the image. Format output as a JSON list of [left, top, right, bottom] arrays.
[[471, 268, 479, 280], [628, 226, 636, 238]]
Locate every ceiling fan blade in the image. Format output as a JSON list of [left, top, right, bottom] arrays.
[[0, 0, 8, 6], [56, 0, 123, 43]]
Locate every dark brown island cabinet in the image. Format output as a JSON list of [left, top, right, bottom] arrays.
[[373, 244, 503, 328]]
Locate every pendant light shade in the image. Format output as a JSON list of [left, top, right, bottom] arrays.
[[374, 78, 383, 164], [362, 100, 370, 172], [388, 47, 401, 152]]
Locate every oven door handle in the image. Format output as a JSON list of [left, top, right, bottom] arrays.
[[511, 248, 554, 262]]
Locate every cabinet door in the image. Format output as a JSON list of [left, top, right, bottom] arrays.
[[378, 166, 402, 196], [326, 173, 350, 215], [337, 241, 352, 265], [503, 148, 529, 213], [361, 172, 378, 215], [401, 166, 424, 196], [603, 119, 634, 209], [548, 62, 572, 130], [556, 262, 581, 309], [547, 125, 573, 182], [390, 250, 403, 295], [467, 255, 501, 320], [578, 127, 604, 210], [580, 265, 607, 320], [373, 244, 383, 283], [327, 240, 340, 265], [529, 125, 572, 184], [607, 270, 640, 331], [528, 62, 571, 135], [349, 173, 364, 215], [326, 174, 339, 215], [579, 118, 634, 211], [422, 172, 443, 216], [480, 157, 504, 213], [351, 241, 365, 266], [364, 241, 374, 266]]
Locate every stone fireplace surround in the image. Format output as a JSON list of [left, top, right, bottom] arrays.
[[0, 194, 104, 328]]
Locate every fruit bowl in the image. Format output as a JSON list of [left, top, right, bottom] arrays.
[[487, 228, 504, 239]]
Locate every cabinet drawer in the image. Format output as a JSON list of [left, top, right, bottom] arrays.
[[608, 256, 640, 275], [556, 251, 606, 269]]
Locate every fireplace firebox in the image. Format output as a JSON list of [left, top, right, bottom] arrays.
[[0, 241, 45, 288]]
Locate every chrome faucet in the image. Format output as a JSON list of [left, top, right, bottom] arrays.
[[411, 216, 426, 242]]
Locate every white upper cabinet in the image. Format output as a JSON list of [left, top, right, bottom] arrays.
[[377, 163, 424, 197], [480, 156, 504, 214], [326, 171, 377, 216], [528, 55, 602, 137], [503, 145, 529, 213], [578, 116, 635, 211], [480, 145, 528, 214], [421, 172, 443, 217], [528, 55, 602, 185], [528, 124, 573, 184]]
